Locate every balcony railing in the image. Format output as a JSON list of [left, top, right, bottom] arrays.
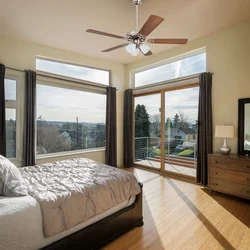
[[134, 137, 197, 169]]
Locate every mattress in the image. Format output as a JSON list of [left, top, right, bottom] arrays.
[[19, 158, 141, 237], [0, 194, 136, 250]]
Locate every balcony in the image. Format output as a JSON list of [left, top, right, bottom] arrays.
[[134, 137, 197, 178]]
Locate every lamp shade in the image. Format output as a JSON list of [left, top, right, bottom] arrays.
[[140, 44, 150, 54], [126, 44, 139, 56], [215, 125, 234, 138]]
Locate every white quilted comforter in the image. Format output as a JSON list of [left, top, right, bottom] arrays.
[[19, 158, 141, 237]]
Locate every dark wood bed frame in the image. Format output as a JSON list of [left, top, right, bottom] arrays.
[[42, 182, 143, 250]]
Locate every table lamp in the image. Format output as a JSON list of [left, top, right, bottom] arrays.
[[215, 125, 234, 155]]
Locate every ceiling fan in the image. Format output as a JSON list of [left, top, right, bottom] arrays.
[[86, 0, 188, 57]]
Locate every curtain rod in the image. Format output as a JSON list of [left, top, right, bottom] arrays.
[[5, 66, 26, 73], [4, 66, 110, 90], [133, 72, 214, 91]]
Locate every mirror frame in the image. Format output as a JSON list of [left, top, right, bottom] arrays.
[[238, 98, 250, 155]]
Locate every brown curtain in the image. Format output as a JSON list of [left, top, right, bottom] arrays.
[[0, 64, 6, 156], [23, 70, 36, 166], [105, 87, 117, 167], [197, 72, 213, 185], [123, 89, 133, 167]]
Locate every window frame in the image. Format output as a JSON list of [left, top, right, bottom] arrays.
[[5, 74, 21, 162], [36, 56, 111, 88], [36, 78, 107, 159], [131, 47, 206, 89]]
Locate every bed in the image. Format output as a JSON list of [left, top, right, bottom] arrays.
[[0, 158, 143, 250]]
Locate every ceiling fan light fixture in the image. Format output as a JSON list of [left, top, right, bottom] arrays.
[[130, 48, 140, 57], [140, 43, 150, 54], [126, 43, 139, 56]]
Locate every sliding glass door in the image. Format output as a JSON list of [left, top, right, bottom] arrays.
[[133, 85, 199, 179], [164, 87, 199, 178], [134, 93, 161, 169]]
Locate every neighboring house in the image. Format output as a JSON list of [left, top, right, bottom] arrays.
[[192, 123, 198, 132], [165, 128, 197, 142]]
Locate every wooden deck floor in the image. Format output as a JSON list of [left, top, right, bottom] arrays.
[[135, 159, 196, 178], [103, 167, 250, 250]]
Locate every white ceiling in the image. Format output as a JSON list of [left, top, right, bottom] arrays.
[[0, 0, 250, 64]]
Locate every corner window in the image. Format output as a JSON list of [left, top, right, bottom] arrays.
[[134, 51, 206, 88], [36, 84, 106, 156], [5, 78, 17, 158], [36, 58, 110, 86]]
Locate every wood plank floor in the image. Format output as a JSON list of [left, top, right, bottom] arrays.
[[103, 167, 250, 250], [136, 160, 196, 178]]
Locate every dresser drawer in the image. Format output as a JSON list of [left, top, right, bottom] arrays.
[[209, 167, 250, 186], [209, 156, 249, 172], [246, 165, 250, 173], [209, 178, 250, 199]]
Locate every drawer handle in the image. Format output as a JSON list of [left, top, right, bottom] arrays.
[[247, 166, 250, 169], [215, 172, 218, 175], [215, 183, 218, 186], [215, 161, 218, 163], [247, 178, 249, 181], [247, 191, 250, 194]]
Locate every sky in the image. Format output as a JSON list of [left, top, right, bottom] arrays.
[[5, 79, 16, 100], [5, 54, 204, 123], [5, 79, 16, 120], [135, 87, 199, 124], [134, 53, 205, 124], [36, 59, 109, 85], [36, 59, 108, 123], [135, 53, 206, 88], [37, 84, 106, 123]]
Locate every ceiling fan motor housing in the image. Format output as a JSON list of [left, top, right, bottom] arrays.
[[126, 31, 146, 44], [133, 0, 142, 5]]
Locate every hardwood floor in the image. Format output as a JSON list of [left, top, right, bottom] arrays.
[[135, 160, 196, 178], [103, 167, 250, 250]]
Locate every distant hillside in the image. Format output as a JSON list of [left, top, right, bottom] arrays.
[[40, 120, 105, 126]]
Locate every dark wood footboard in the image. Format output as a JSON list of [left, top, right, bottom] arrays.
[[42, 182, 143, 250]]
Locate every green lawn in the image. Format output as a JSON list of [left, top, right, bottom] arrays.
[[178, 149, 194, 156]]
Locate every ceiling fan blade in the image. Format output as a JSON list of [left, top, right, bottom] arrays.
[[149, 38, 188, 44], [86, 29, 125, 39], [139, 48, 153, 56], [139, 15, 164, 37], [102, 43, 129, 52]]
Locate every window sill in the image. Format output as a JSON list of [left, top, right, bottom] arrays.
[[36, 148, 105, 160]]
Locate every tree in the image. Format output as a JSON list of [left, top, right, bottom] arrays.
[[173, 113, 180, 128], [173, 111, 190, 130], [96, 124, 106, 147], [178, 111, 190, 130], [37, 116, 72, 154], [165, 117, 173, 129], [134, 104, 150, 137], [134, 104, 150, 160], [151, 113, 161, 137]]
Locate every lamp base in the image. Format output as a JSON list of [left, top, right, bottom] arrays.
[[220, 138, 231, 155]]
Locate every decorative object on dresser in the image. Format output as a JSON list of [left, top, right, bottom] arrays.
[[208, 153, 250, 200], [238, 98, 250, 155], [215, 125, 234, 155]]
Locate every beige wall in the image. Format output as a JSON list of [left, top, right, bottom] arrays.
[[0, 35, 125, 166], [126, 21, 250, 154], [1, 20, 250, 166]]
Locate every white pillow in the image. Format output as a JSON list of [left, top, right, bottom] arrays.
[[0, 155, 28, 197]]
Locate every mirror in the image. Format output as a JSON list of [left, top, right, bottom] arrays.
[[238, 98, 250, 155], [244, 104, 250, 150]]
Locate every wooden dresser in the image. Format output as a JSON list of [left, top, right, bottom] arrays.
[[208, 153, 250, 199]]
